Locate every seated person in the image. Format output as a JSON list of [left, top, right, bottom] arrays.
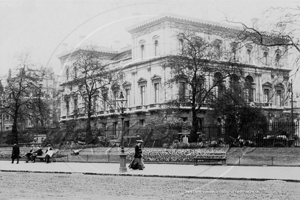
[[25, 149, 34, 163], [45, 147, 54, 163]]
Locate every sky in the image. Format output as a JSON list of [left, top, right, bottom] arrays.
[[0, 0, 299, 83]]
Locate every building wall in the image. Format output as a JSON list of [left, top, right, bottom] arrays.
[[59, 15, 292, 138]]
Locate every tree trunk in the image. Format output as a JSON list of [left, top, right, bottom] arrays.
[[190, 107, 199, 143], [12, 111, 18, 144], [85, 99, 93, 144]]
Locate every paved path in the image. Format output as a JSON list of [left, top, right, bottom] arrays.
[[1, 161, 300, 182]]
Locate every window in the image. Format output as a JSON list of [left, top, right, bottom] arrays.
[[245, 76, 254, 102], [263, 89, 270, 103], [263, 51, 268, 65], [74, 98, 78, 114], [275, 49, 281, 66], [5, 115, 9, 120], [102, 92, 108, 111], [230, 74, 239, 94], [113, 122, 118, 136], [154, 40, 158, 56], [247, 49, 251, 63], [214, 73, 224, 98], [230, 42, 238, 61], [179, 82, 186, 102], [140, 86, 145, 105], [66, 100, 69, 116], [125, 89, 130, 107], [154, 83, 159, 103], [6, 126, 9, 130], [276, 90, 282, 106], [139, 119, 145, 126], [93, 96, 97, 112], [141, 44, 145, 59], [179, 39, 183, 50]]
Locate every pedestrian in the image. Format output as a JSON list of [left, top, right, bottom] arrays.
[[129, 140, 145, 170], [11, 143, 20, 164]]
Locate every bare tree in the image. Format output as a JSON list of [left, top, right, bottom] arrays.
[[164, 30, 243, 142], [63, 48, 123, 144], [1, 53, 45, 144]]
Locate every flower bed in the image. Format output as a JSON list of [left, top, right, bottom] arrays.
[[126, 147, 229, 162]]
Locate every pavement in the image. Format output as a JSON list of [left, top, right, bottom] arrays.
[[1, 161, 300, 182]]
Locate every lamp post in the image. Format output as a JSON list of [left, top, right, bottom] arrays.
[[117, 91, 127, 173]]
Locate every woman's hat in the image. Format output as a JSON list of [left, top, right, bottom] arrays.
[[136, 140, 144, 143]]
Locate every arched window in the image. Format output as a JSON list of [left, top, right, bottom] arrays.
[[230, 74, 240, 94], [154, 40, 158, 56], [245, 76, 255, 102]]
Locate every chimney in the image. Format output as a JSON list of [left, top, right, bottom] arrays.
[[113, 40, 120, 52], [61, 43, 68, 53]]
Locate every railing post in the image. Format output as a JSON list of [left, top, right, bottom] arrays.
[[87, 155, 88, 162], [239, 156, 240, 165]]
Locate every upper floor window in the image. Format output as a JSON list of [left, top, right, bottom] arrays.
[[275, 49, 281, 66], [276, 90, 282, 106], [179, 82, 186, 102], [66, 67, 69, 81], [263, 51, 269, 65], [213, 39, 222, 59], [141, 44, 145, 59], [66, 99, 70, 116], [246, 44, 253, 64], [263, 89, 270, 103], [214, 73, 224, 98], [154, 40, 158, 56], [230, 42, 238, 61], [154, 83, 159, 103], [138, 77, 147, 105], [140, 86, 145, 105], [102, 92, 108, 111], [179, 38, 184, 50], [125, 89, 130, 107]]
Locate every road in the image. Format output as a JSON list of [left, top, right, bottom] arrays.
[[0, 171, 299, 200]]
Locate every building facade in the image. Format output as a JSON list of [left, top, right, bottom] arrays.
[[58, 15, 292, 140]]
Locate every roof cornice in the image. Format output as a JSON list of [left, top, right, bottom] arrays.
[[127, 14, 242, 34]]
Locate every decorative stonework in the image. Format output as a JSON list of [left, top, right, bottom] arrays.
[[122, 81, 132, 89], [262, 82, 272, 89], [151, 74, 162, 82], [137, 77, 147, 84], [275, 82, 284, 90]]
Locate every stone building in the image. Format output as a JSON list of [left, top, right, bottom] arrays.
[[58, 14, 292, 141]]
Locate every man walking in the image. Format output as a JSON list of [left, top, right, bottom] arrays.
[[11, 143, 20, 164]]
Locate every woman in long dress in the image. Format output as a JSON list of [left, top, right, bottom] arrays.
[[129, 140, 145, 170]]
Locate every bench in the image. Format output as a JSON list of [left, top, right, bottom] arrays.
[[194, 152, 227, 165], [35, 150, 60, 162]]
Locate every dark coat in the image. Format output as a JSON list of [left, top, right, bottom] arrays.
[[12, 145, 20, 158], [134, 144, 142, 158]]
